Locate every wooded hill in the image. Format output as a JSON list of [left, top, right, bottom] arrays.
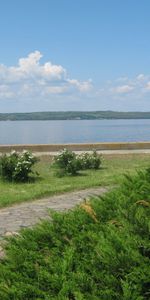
[[1, 111, 150, 120]]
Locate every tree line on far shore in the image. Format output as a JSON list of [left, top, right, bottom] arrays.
[[1, 110, 150, 121]]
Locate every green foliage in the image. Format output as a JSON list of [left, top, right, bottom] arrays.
[[53, 149, 102, 176], [79, 151, 102, 170], [54, 149, 81, 176], [0, 150, 38, 182], [0, 151, 18, 181], [0, 170, 149, 299]]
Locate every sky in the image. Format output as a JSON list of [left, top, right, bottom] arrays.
[[0, 0, 150, 112]]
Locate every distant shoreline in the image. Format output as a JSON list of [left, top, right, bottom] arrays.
[[1, 111, 150, 121]]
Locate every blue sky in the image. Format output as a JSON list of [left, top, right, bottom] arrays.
[[0, 0, 150, 112]]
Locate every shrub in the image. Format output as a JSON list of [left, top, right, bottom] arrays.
[[0, 150, 38, 182], [0, 170, 149, 299], [53, 149, 102, 176], [54, 148, 81, 176], [79, 150, 102, 170], [0, 150, 18, 181]]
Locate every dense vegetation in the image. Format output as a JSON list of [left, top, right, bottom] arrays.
[[0, 169, 149, 299], [1, 110, 150, 120]]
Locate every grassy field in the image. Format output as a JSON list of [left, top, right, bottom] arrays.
[[0, 154, 150, 208], [0, 168, 149, 299]]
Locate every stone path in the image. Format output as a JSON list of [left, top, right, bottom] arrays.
[[1, 149, 150, 158], [0, 187, 108, 258], [33, 149, 150, 157], [0, 146, 150, 156]]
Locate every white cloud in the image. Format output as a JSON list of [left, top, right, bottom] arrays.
[[45, 86, 68, 94], [0, 84, 15, 98], [136, 74, 145, 81], [145, 81, 150, 90], [18, 51, 42, 72], [111, 84, 134, 94], [67, 79, 92, 92], [1, 53, 150, 112], [0, 51, 92, 100], [108, 73, 150, 97]]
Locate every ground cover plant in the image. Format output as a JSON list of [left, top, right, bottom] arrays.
[[0, 169, 149, 299], [0, 154, 150, 208]]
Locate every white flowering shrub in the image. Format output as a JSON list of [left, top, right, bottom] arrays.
[[0, 150, 38, 182], [79, 151, 102, 170], [54, 149, 81, 176], [53, 149, 102, 176]]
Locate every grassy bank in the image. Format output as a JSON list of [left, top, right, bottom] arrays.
[[0, 169, 149, 299], [0, 154, 150, 208]]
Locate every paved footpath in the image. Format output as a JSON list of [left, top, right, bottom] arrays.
[[1, 149, 150, 157], [34, 149, 150, 156], [0, 187, 108, 258]]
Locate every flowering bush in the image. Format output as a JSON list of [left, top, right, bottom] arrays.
[[54, 149, 81, 176], [53, 149, 102, 176], [0, 150, 38, 182], [79, 151, 102, 170]]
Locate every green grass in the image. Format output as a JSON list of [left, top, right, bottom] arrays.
[[0, 154, 150, 208], [0, 169, 149, 299]]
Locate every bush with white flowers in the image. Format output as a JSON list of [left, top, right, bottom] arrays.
[[79, 151, 102, 170], [0, 150, 38, 182], [54, 148, 81, 176], [53, 149, 102, 176]]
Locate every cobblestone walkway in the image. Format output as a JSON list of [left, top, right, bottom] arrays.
[[0, 187, 108, 238]]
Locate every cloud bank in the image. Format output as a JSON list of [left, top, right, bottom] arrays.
[[0, 51, 92, 100], [1, 51, 150, 112]]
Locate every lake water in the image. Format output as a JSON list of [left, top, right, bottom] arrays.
[[0, 119, 150, 145]]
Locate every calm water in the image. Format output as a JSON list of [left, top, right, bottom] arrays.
[[0, 119, 150, 145]]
